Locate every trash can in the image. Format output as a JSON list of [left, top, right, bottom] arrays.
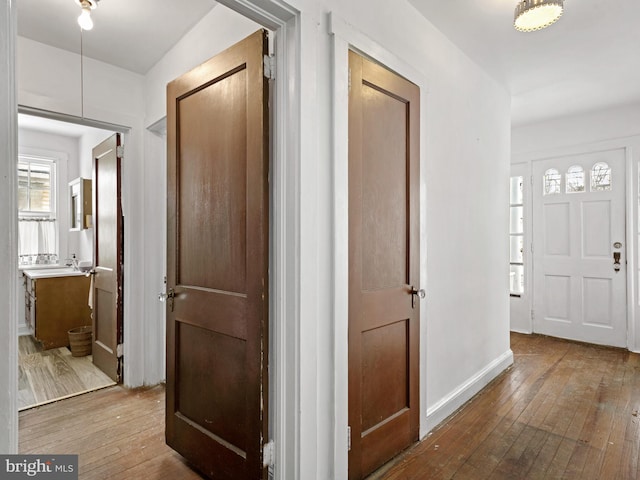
[[68, 325, 92, 357]]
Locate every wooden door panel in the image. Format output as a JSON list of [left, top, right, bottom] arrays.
[[361, 320, 409, 430], [92, 133, 123, 383], [178, 68, 247, 293], [361, 82, 408, 291], [349, 51, 420, 479], [166, 29, 269, 480], [176, 323, 247, 450]]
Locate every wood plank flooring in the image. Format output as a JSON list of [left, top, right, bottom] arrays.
[[369, 333, 640, 480], [20, 385, 204, 479], [18, 333, 640, 479], [19, 335, 116, 411]]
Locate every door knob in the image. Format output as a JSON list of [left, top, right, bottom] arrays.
[[411, 286, 425, 308], [411, 287, 426, 299]]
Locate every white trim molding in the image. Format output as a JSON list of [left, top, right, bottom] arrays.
[[425, 350, 514, 433], [0, 0, 19, 454]]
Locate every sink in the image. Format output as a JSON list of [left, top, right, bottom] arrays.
[[23, 267, 84, 279]]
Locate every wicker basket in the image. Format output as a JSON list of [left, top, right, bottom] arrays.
[[68, 325, 92, 357]]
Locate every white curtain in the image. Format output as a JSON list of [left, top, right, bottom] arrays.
[[18, 218, 57, 264]]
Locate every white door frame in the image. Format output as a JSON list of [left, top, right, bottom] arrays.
[[1, 0, 19, 455]]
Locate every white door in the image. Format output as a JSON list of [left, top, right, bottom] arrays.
[[532, 149, 626, 347]]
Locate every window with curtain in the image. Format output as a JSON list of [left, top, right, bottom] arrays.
[[18, 156, 58, 266]]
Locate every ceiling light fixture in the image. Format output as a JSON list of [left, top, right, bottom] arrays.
[[75, 0, 99, 31], [514, 0, 563, 32]]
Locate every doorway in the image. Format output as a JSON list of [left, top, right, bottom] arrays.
[[532, 148, 627, 347], [16, 112, 125, 410], [348, 51, 421, 479]]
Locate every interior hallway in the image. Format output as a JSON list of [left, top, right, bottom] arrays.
[[19, 333, 640, 479]]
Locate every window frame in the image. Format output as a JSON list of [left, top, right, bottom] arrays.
[[18, 154, 57, 219]]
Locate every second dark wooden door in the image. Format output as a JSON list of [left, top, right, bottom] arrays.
[[92, 133, 123, 383], [348, 51, 421, 479], [165, 30, 270, 480]]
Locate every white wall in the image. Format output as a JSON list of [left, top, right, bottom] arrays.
[[1, 0, 512, 475], [512, 104, 640, 352]]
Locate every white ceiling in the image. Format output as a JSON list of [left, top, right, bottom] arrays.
[[17, 0, 640, 127], [17, 0, 217, 74], [408, 0, 640, 126]]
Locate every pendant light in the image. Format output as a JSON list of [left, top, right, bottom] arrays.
[[514, 0, 563, 32], [75, 0, 99, 31]]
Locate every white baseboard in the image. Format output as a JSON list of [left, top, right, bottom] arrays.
[[510, 328, 532, 334], [18, 322, 32, 336], [422, 349, 514, 436]]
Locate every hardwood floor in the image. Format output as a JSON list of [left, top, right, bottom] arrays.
[[369, 333, 640, 480], [19, 333, 640, 479], [18, 335, 116, 411], [20, 385, 204, 479]]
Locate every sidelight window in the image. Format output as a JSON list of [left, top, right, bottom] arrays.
[[509, 176, 524, 296]]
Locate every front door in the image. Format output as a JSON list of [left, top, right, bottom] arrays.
[[92, 133, 123, 382], [532, 149, 627, 347], [348, 51, 421, 479], [165, 30, 270, 479]]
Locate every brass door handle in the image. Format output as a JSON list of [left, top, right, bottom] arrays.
[[613, 252, 621, 272]]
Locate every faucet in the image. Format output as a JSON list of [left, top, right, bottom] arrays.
[[70, 253, 79, 271]]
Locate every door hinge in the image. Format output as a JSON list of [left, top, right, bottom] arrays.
[[347, 425, 351, 451], [531, 309, 534, 321], [348, 68, 352, 92], [116, 343, 124, 358], [263, 440, 275, 468], [264, 55, 276, 80], [116, 145, 124, 158], [530, 175, 533, 186]]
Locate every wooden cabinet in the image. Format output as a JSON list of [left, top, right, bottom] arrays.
[[25, 274, 92, 349]]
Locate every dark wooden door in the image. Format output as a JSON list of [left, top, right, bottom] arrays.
[[348, 51, 421, 479], [166, 30, 270, 480], [92, 133, 124, 383]]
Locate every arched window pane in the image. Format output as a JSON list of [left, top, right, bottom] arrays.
[[566, 165, 585, 193], [591, 162, 611, 191], [543, 168, 561, 195]]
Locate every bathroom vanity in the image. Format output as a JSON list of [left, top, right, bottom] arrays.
[[24, 268, 92, 350]]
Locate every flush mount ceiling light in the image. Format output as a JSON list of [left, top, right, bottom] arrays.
[[75, 0, 99, 31], [514, 0, 563, 32]]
